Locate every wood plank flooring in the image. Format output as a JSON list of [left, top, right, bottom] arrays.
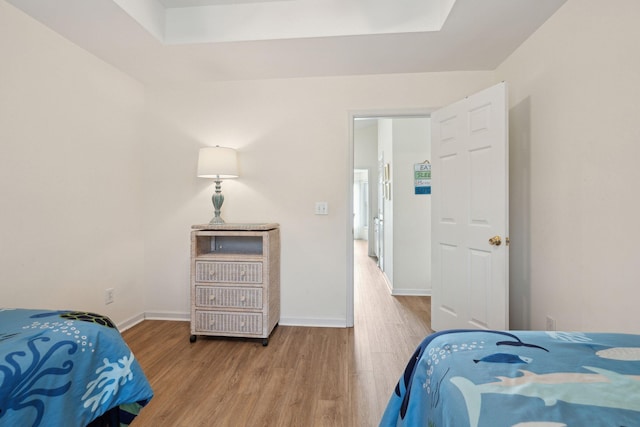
[[121, 240, 432, 426]]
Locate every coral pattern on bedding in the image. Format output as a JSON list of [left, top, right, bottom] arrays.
[[0, 308, 153, 427]]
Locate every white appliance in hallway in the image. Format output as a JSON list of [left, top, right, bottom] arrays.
[[353, 169, 369, 241]]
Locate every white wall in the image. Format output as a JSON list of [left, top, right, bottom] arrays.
[[0, 0, 495, 328], [378, 119, 394, 284], [143, 73, 496, 326], [354, 120, 378, 253], [20, 0, 625, 331], [376, 118, 432, 294], [0, 1, 146, 326], [496, 0, 640, 332], [391, 118, 431, 295], [13, 0, 636, 334]]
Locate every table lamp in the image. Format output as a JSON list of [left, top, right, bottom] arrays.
[[197, 146, 239, 224]]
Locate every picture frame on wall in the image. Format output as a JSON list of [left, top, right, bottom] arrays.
[[383, 163, 391, 200]]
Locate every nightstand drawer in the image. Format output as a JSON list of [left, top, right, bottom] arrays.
[[195, 261, 262, 283], [194, 310, 263, 335], [195, 285, 263, 309]]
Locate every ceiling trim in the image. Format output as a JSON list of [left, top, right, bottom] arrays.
[[5, 0, 567, 84], [115, 0, 457, 44]]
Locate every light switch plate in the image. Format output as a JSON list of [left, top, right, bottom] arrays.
[[314, 202, 328, 215]]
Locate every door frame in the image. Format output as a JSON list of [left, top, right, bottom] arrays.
[[347, 108, 433, 327]]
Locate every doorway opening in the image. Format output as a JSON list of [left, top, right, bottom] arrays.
[[349, 114, 432, 327]]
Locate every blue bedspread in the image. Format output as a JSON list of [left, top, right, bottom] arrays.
[[0, 308, 153, 427], [381, 329, 640, 427]]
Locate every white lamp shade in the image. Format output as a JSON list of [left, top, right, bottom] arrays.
[[197, 146, 239, 178]]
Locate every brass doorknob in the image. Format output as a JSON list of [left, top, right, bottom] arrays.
[[488, 236, 502, 246]]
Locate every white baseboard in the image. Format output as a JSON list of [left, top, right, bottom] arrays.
[[390, 289, 432, 296], [118, 312, 348, 330], [143, 311, 190, 322], [279, 317, 348, 328], [382, 272, 431, 297], [116, 311, 189, 332], [117, 312, 145, 332]]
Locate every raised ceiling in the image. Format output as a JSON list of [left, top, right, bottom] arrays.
[[6, 0, 567, 85], [157, 0, 296, 7]]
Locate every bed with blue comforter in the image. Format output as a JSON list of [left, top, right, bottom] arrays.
[[0, 308, 153, 427], [381, 329, 640, 427]]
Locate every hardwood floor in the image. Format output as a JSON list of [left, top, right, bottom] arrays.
[[122, 240, 432, 426]]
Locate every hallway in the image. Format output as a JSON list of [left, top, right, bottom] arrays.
[[351, 239, 432, 423]]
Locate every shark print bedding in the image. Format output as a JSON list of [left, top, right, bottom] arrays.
[[0, 308, 153, 427], [380, 329, 640, 427]]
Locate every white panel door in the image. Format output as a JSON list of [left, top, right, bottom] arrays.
[[431, 82, 509, 331]]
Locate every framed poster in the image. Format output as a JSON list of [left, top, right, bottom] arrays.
[[383, 163, 391, 200], [414, 161, 431, 195]]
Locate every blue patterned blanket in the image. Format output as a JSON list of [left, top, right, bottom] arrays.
[[381, 329, 640, 427], [0, 309, 153, 427]]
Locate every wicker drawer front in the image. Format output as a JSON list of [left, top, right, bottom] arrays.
[[195, 261, 262, 283], [195, 310, 263, 335], [195, 286, 263, 309]]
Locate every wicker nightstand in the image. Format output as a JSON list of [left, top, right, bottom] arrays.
[[189, 223, 280, 346]]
